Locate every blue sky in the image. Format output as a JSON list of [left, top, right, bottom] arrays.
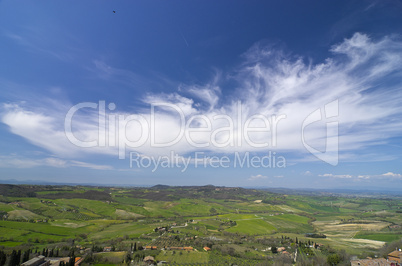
[[1, 0, 402, 189]]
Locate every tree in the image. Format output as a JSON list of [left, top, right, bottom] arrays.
[[125, 253, 132, 265], [68, 256, 75, 266], [22, 250, 30, 263], [327, 254, 341, 265], [16, 250, 21, 265], [0, 250, 6, 266], [9, 250, 19, 266], [271, 246, 278, 253]]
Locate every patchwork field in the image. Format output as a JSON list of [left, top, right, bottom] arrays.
[[0, 184, 401, 265]]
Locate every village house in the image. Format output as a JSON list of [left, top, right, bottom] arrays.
[[168, 246, 194, 251], [103, 247, 112, 252], [388, 249, 402, 265], [143, 256, 155, 265], [74, 257, 83, 266]]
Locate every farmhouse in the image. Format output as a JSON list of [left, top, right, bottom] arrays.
[[203, 247, 211, 251], [388, 250, 402, 264], [315, 243, 324, 249], [155, 226, 167, 232], [144, 246, 158, 250], [168, 246, 194, 251], [143, 256, 155, 265], [103, 247, 112, 252]]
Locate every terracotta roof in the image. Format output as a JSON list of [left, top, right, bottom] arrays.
[[388, 250, 401, 263], [144, 256, 155, 262], [350, 258, 391, 266]]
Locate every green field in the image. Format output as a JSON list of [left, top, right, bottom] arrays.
[[156, 250, 209, 264], [226, 218, 277, 234], [0, 184, 401, 265], [355, 232, 402, 242]]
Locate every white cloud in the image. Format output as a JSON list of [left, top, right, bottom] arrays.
[[381, 172, 402, 178], [2, 33, 402, 163], [70, 160, 113, 170], [319, 173, 353, 178], [319, 172, 402, 180], [248, 174, 268, 181], [0, 155, 112, 170]]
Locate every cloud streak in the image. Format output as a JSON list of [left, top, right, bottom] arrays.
[[319, 172, 402, 180], [2, 33, 402, 164], [248, 174, 268, 181], [0, 155, 113, 170]]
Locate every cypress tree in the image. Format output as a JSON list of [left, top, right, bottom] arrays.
[[68, 256, 75, 266], [9, 250, 18, 266], [0, 250, 6, 266], [22, 250, 30, 263], [16, 250, 21, 265]]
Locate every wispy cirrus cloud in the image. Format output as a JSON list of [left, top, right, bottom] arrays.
[[0, 154, 112, 170], [4, 27, 77, 62], [1, 33, 402, 164]]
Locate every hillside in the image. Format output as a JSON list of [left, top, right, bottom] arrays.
[[0, 184, 401, 265]]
